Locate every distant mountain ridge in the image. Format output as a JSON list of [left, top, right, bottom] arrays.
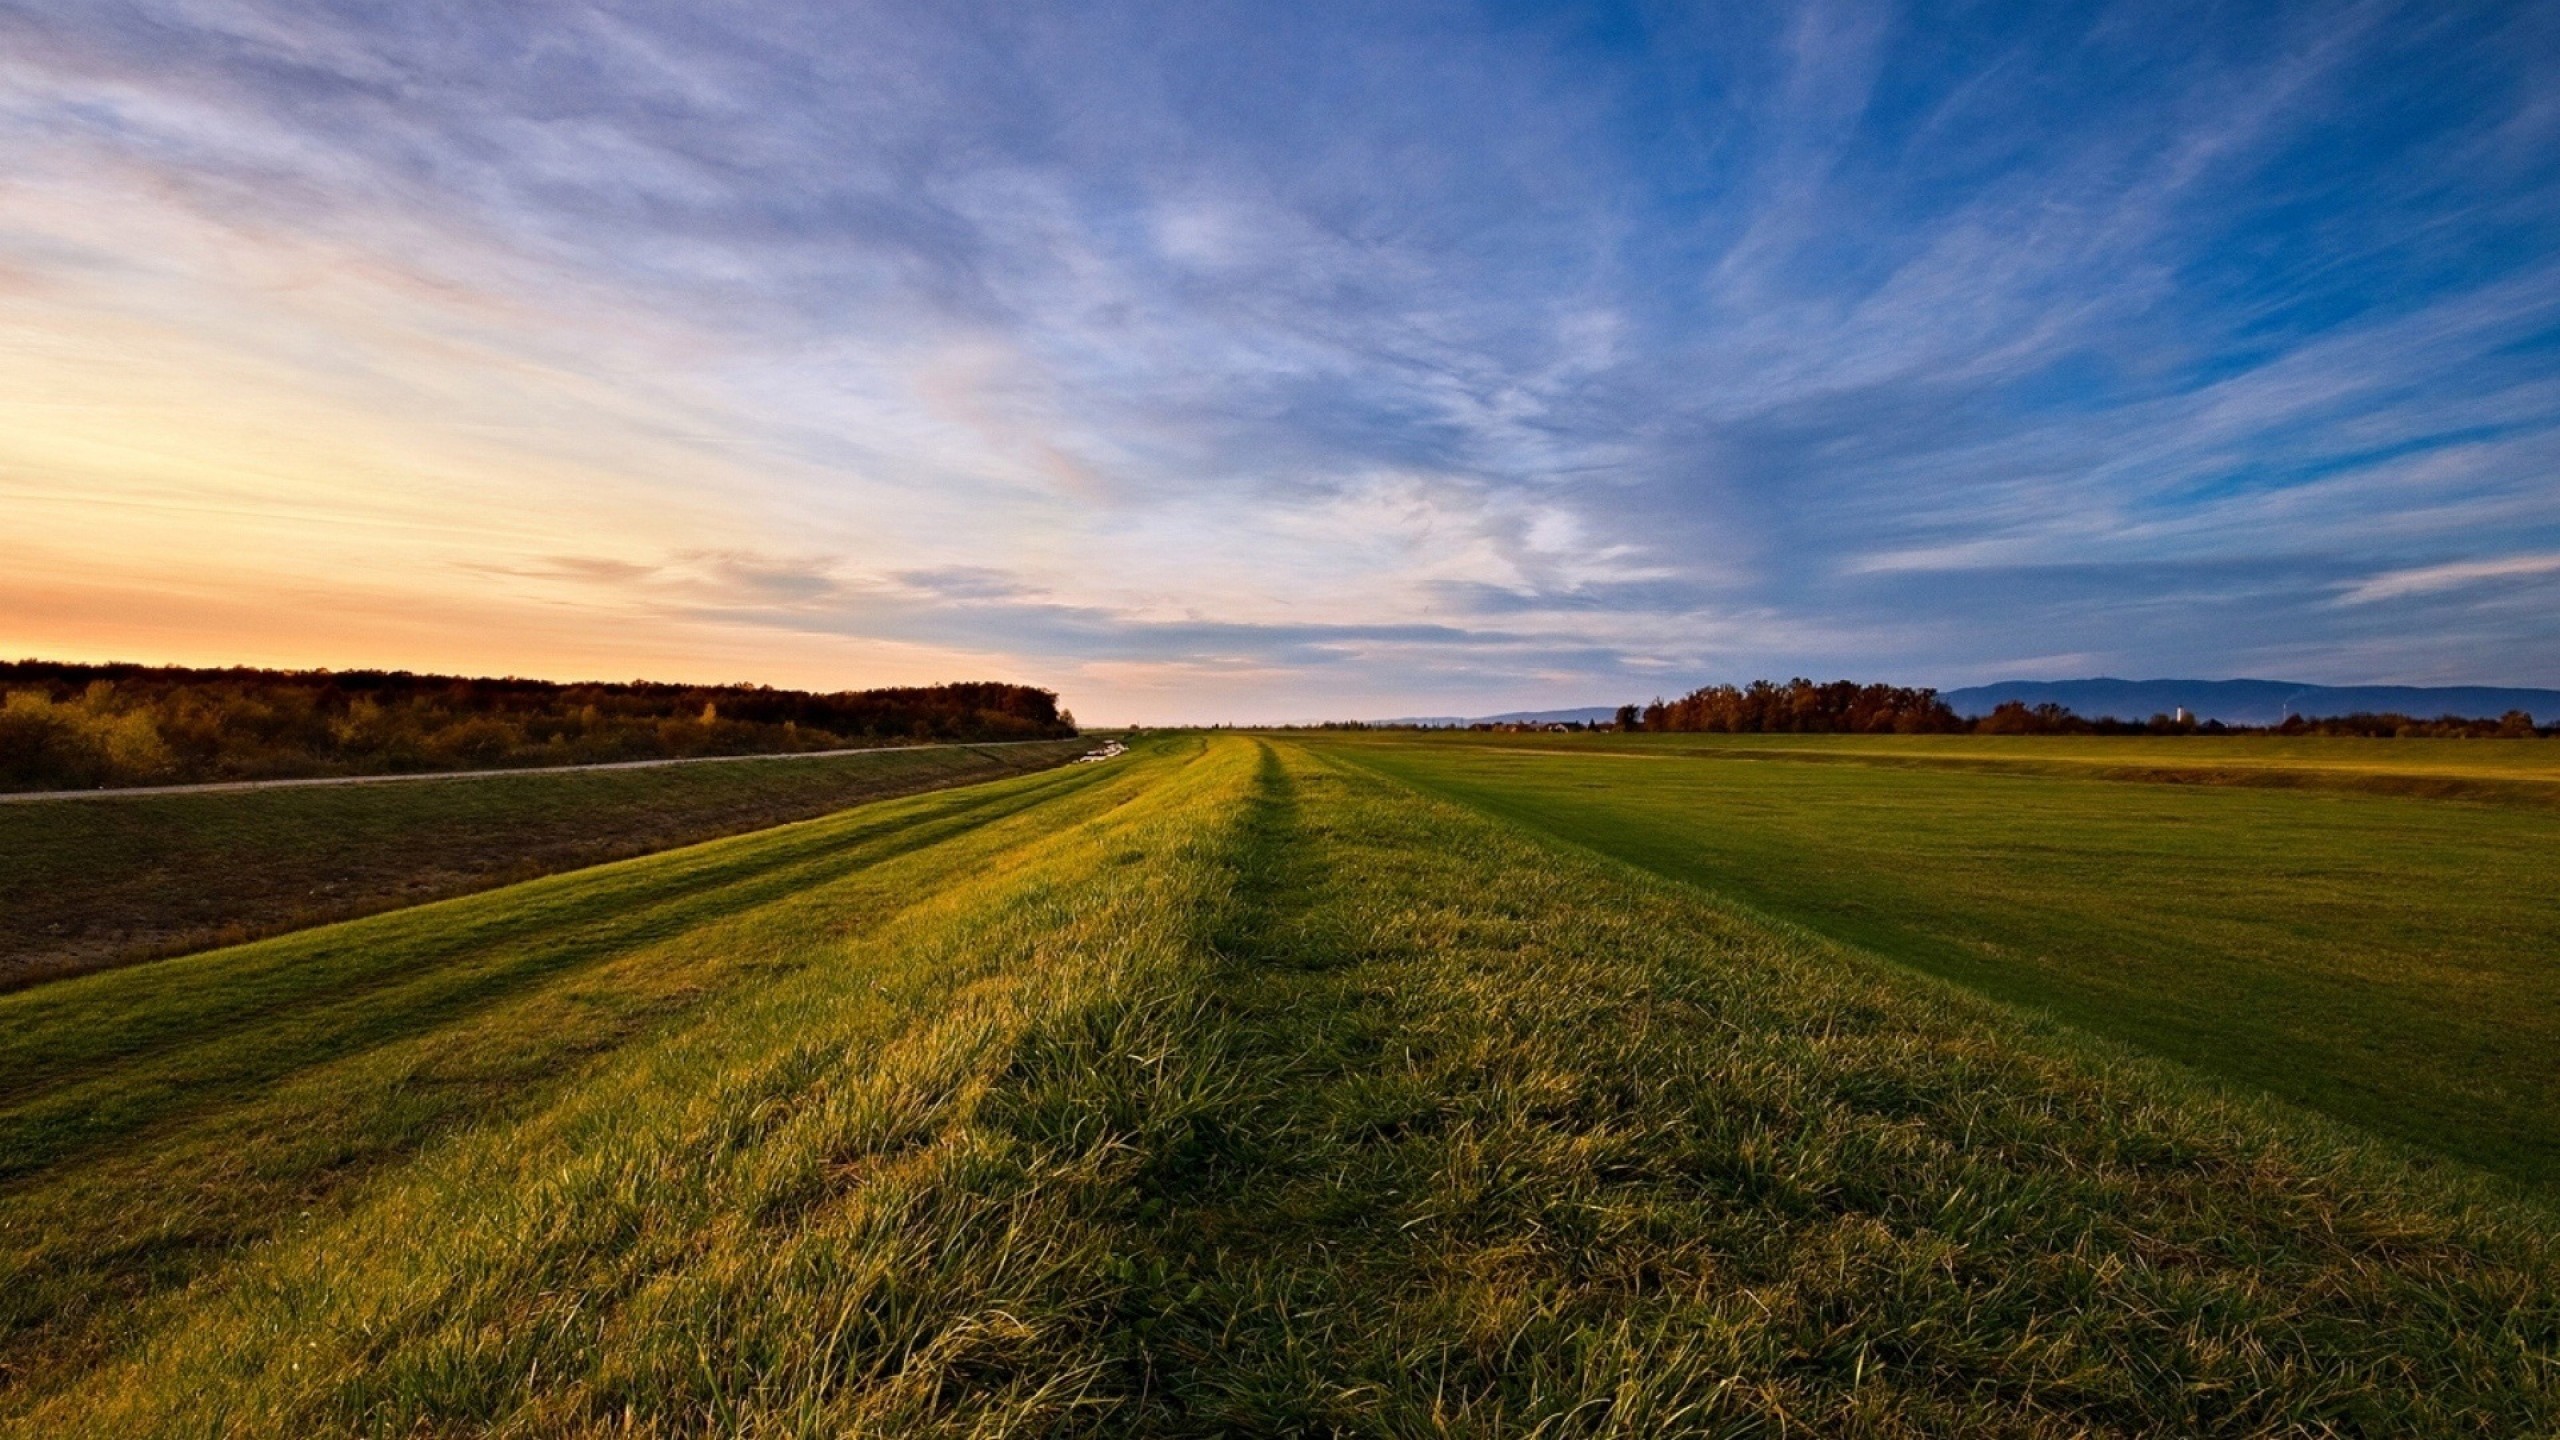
[[1941, 678, 2560, 726]]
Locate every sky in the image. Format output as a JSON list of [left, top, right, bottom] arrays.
[[3, 1, 2557, 723]]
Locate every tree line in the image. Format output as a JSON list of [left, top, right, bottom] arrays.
[[0, 661, 1075, 791], [1620, 679, 1963, 734]]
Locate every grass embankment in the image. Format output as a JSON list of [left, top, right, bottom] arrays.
[[1331, 731, 2560, 1185], [0, 738, 1088, 986], [4, 735, 2555, 1435]]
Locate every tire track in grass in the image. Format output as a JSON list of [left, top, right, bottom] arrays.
[[1058, 742, 1451, 1431]]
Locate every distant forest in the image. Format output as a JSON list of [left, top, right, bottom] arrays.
[[0, 662, 1075, 791], [1627, 680, 1959, 734]]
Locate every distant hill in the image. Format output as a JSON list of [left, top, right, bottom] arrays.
[[1941, 678, 2560, 726], [1369, 706, 1622, 728]]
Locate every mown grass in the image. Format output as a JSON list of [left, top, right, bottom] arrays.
[[1331, 730, 2560, 1186], [0, 738, 1087, 986], [1408, 729, 2560, 803], [4, 734, 2555, 1435], [0, 748, 1134, 1397]]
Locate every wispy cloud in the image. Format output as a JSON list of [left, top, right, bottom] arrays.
[[2338, 553, 2560, 605]]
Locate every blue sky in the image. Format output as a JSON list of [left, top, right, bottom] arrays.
[[2, 1, 2556, 720]]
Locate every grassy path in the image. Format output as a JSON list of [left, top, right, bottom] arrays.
[[3, 735, 2555, 1435]]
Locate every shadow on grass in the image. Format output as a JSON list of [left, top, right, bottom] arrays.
[[1076, 744, 1446, 1432]]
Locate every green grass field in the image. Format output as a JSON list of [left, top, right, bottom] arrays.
[[0, 739, 1088, 986], [1368, 730, 2560, 798], [3, 733, 2555, 1435], [1333, 731, 2560, 1185]]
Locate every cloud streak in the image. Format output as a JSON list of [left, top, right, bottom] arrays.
[[2338, 553, 2560, 605]]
